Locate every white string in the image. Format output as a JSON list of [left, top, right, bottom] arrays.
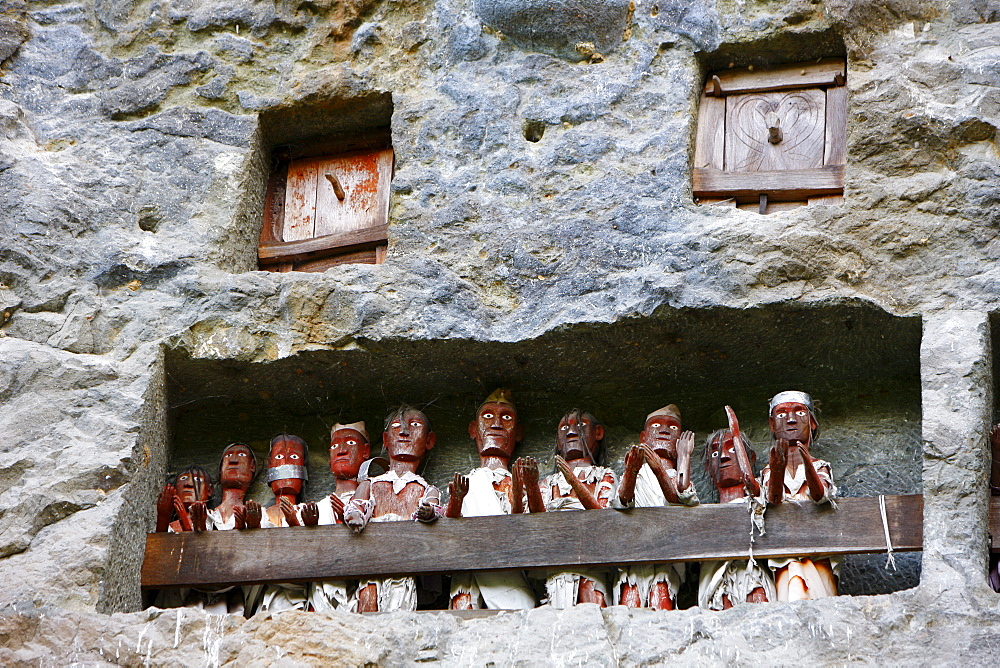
[[879, 494, 897, 571]]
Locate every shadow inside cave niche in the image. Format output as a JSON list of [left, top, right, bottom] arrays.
[[159, 301, 923, 600]]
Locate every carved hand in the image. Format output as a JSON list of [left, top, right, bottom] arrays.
[[450, 473, 470, 501], [624, 445, 644, 476], [155, 484, 176, 532], [555, 455, 575, 481], [515, 456, 540, 487], [244, 500, 262, 529], [280, 497, 300, 527], [301, 502, 320, 527], [640, 444, 665, 475], [190, 501, 208, 532], [329, 494, 345, 522], [415, 501, 438, 523], [675, 431, 695, 490], [173, 495, 193, 531], [233, 505, 246, 530]]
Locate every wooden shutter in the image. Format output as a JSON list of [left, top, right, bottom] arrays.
[[693, 58, 846, 213], [259, 148, 393, 271]]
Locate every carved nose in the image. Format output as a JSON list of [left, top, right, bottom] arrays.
[[766, 111, 783, 144]]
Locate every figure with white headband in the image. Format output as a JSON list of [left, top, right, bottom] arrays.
[[614, 404, 699, 609], [297, 421, 373, 612], [245, 433, 312, 613], [445, 389, 537, 610], [698, 407, 775, 610], [761, 391, 839, 601], [344, 406, 442, 612]]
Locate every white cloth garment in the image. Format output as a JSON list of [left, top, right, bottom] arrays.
[[760, 458, 840, 600], [614, 463, 692, 606], [309, 492, 356, 613], [448, 468, 536, 610], [541, 466, 617, 607], [697, 498, 775, 610], [253, 502, 310, 614]]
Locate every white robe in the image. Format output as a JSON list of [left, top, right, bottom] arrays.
[[697, 497, 776, 610], [613, 463, 693, 606], [252, 503, 310, 614], [760, 459, 840, 600], [449, 467, 536, 610], [540, 466, 617, 608], [308, 492, 357, 613]]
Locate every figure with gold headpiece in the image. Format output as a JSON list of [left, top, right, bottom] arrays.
[[613, 404, 699, 609], [445, 389, 537, 610], [698, 406, 775, 610], [762, 391, 839, 601]]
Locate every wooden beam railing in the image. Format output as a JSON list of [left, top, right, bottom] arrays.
[[142, 494, 929, 590]]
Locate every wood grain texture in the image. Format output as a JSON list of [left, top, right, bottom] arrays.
[[258, 225, 389, 264], [825, 85, 848, 166], [693, 165, 844, 199], [725, 89, 826, 172], [295, 248, 379, 272], [315, 149, 393, 237], [705, 58, 845, 96], [142, 494, 922, 589], [259, 162, 287, 246], [990, 496, 1000, 550], [694, 95, 725, 170], [283, 158, 321, 241]]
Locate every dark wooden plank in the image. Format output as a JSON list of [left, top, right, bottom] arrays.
[[142, 494, 922, 589], [258, 161, 287, 247], [705, 58, 845, 96], [258, 225, 389, 264], [294, 248, 379, 272], [825, 85, 848, 166], [692, 165, 844, 199]]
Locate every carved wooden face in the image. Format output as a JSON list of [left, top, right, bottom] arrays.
[[175, 468, 212, 507], [469, 401, 522, 460], [329, 428, 371, 480], [706, 431, 755, 488], [268, 436, 307, 496], [383, 410, 436, 463], [770, 402, 815, 443], [219, 445, 256, 491], [557, 411, 605, 463], [641, 415, 682, 459]]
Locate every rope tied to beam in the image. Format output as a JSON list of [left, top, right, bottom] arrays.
[[879, 494, 897, 571]]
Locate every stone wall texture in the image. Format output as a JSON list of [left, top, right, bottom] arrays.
[[1, 0, 999, 664]]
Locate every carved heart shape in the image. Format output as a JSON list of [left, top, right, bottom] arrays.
[[726, 90, 826, 172]]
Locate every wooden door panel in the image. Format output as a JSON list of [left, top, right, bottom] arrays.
[[725, 89, 826, 173], [283, 158, 321, 241], [314, 149, 393, 237]]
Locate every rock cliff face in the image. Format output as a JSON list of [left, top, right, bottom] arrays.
[[1, 0, 999, 664]]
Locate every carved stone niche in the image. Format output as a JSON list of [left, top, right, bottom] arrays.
[[256, 95, 394, 272], [693, 58, 847, 214]]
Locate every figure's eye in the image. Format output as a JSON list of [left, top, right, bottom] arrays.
[[796, 410, 807, 417], [238, 452, 246, 457], [290, 453, 300, 460], [275, 454, 284, 460], [391, 422, 401, 428], [776, 412, 786, 419], [483, 413, 493, 419], [347, 439, 356, 446], [712, 451, 719, 457], [561, 425, 569, 431], [410, 420, 421, 427], [502, 414, 513, 420], [179, 474, 188, 480]]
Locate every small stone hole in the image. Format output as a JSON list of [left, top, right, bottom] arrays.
[[651, 4, 659, 15], [522, 120, 546, 143]]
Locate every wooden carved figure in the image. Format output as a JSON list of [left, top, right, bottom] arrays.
[[299, 421, 372, 612], [207, 443, 257, 531], [345, 407, 442, 612], [445, 389, 536, 610], [615, 404, 699, 610], [246, 434, 312, 614], [761, 391, 839, 601], [514, 409, 617, 608], [697, 407, 776, 610], [155, 465, 214, 534]]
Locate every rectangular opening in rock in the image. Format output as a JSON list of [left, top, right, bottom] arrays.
[[253, 94, 393, 272], [158, 303, 921, 605]]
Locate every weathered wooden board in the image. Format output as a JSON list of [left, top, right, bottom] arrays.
[[705, 58, 845, 96], [990, 496, 1000, 550], [143, 494, 922, 589], [725, 89, 826, 173], [694, 95, 726, 170], [693, 165, 844, 199], [314, 149, 393, 238], [258, 225, 389, 265], [825, 85, 848, 166], [283, 158, 321, 241]]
